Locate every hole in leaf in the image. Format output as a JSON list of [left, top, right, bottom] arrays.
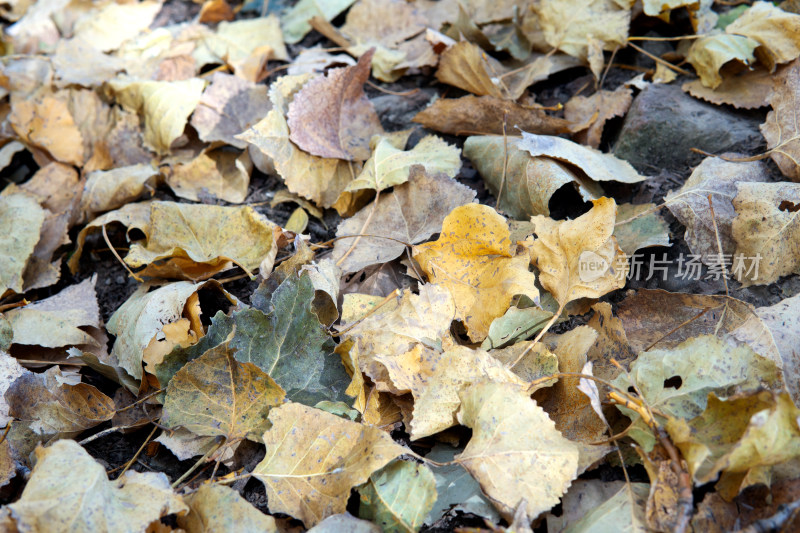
[[663, 376, 683, 389]]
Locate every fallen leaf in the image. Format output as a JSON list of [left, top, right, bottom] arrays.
[[686, 33, 758, 88], [109, 78, 206, 155], [308, 513, 381, 533], [190, 72, 272, 148], [204, 16, 289, 81], [253, 402, 407, 527], [9, 91, 84, 165], [413, 203, 539, 341], [0, 192, 46, 295], [281, 0, 357, 44], [433, 41, 506, 99], [666, 156, 768, 262], [345, 135, 460, 192], [81, 164, 161, 218], [464, 135, 602, 219], [517, 131, 647, 184], [72, 0, 161, 52], [287, 50, 383, 161], [358, 460, 437, 533], [481, 306, 557, 350], [414, 95, 572, 137], [726, 1, 800, 71], [731, 181, 800, 285], [612, 203, 671, 256], [6, 366, 115, 438], [760, 59, 800, 180], [564, 87, 634, 148], [165, 148, 251, 204], [528, 197, 628, 308], [333, 169, 475, 273], [0, 350, 26, 426], [52, 38, 126, 87], [7, 440, 187, 532], [162, 342, 286, 444], [456, 381, 580, 522], [682, 66, 772, 109], [178, 484, 278, 532], [289, 46, 357, 75]]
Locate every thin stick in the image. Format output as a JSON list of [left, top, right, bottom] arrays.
[[0, 299, 28, 312], [644, 306, 711, 351], [628, 35, 701, 42], [495, 111, 509, 211], [627, 41, 693, 77], [102, 224, 143, 282], [335, 289, 400, 337], [213, 472, 253, 485], [599, 46, 619, 89], [172, 439, 225, 488], [0, 423, 11, 445], [707, 194, 730, 297], [115, 388, 166, 414], [311, 233, 413, 250], [336, 190, 381, 267], [118, 424, 159, 477], [507, 303, 564, 369], [365, 80, 419, 96]]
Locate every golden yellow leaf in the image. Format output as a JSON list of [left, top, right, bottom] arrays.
[[726, 1, 800, 71], [537, 0, 632, 62], [179, 484, 278, 533], [686, 33, 758, 89], [528, 197, 627, 308], [204, 16, 289, 82], [9, 92, 84, 166], [162, 342, 286, 444], [456, 382, 580, 522], [166, 148, 251, 204], [253, 402, 407, 527], [413, 204, 539, 341]]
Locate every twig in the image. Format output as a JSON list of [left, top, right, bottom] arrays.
[[507, 302, 565, 369], [628, 35, 701, 42], [102, 224, 143, 283], [495, 111, 509, 211], [627, 41, 693, 77], [118, 424, 159, 477], [172, 438, 225, 488], [643, 306, 711, 351], [334, 288, 400, 337], [115, 388, 166, 414], [599, 46, 620, 89], [0, 423, 11, 445], [707, 194, 730, 297], [365, 81, 419, 96], [735, 499, 800, 533], [0, 299, 28, 313]]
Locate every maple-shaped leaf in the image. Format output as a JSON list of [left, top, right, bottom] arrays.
[[287, 50, 383, 161], [109, 78, 205, 155], [760, 59, 800, 181], [333, 169, 475, 273], [345, 135, 461, 193], [726, 2, 800, 71], [686, 33, 758, 89], [464, 135, 602, 219], [413, 203, 539, 342], [6, 366, 115, 438], [179, 484, 278, 532], [7, 440, 187, 533], [358, 460, 437, 533], [413, 95, 572, 137], [528, 197, 627, 308], [162, 342, 286, 444], [456, 382, 580, 522], [253, 402, 407, 527]]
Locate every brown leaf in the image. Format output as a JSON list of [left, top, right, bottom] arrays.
[[165, 148, 251, 204], [761, 59, 800, 180], [564, 87, 633, 148], [9, 91, 84, 166], [682, 67, 772, 109], [414, 95, 572, 136], [287, 50, 383, 161]]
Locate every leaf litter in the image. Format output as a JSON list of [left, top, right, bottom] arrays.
[[3, 0, 800, 532]]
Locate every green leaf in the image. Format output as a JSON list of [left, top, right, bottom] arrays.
[[564, 483, 650, 533], [358, 460, 437, 533]]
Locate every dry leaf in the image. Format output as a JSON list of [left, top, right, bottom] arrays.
[[81, 164, 161, 218], [282, 0, 357, 44], [287, 50, 383, 161], [464, 135, 602, 219], [564, 87, 634, 148], [537, 0, 632, 62], [204, 16, 289, 81], [456, 382, 580, 522], [9, 91, 84, 165], [52, 37, 126, 87], [726, 1, 800, 71], [162, 342, 286, 444], [7, 440, 187, 533], [20, 162, 81, 220], [761, 59, 800, 181], [166, 148, 251, 203], [414, 95, 572, 137], [179, 484, 277, 532], [0, 192, 45, 295], [253, 402, 407, 527], [333, 169, 475, 273], [413, 203, 539, 341], [72, 0, 161, 53], [686, 33, 758, 89], [0, 351, 26, 426], [682, 67, 772, 109], [528, 197, 628, 307], [613, 203, 671, 257], [434, 41, 506, 99], [358, 460, 437, 532]]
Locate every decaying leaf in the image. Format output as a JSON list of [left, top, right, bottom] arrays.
[[456, 382, 580, 522], [413, 203, 539, 341], [358, 460, 437, 533], [162, 342, 286, 444], [0, 192, 47, 295], [686, 33, 758, 88], [9, 91, 85, 166], [81, 164, 161, 218], [178, 484, 278, 532], [7, 440, 187, 533], [203, 16, 289, 81], [253, 402, 407, 527], [726, 1, 800, 71], [682, 67, 772, 109], [282, 0, 357, 44], [761, 59, 800, 180], [333, 169, 475, 273], [564, 87, 633, 148], [613, 203, 671, 256], [165, 148, 252, 204], [287, 50, 383, 161]]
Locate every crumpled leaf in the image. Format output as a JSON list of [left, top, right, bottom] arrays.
[[162, 342, 286, 444], [464, 135, 602, 219], [6, 366, 115, 438], [109, 78, 205, 155], [613, 203, 671, 256], [456, 382, 580, 522], [528, 197, 628, 307], [518, 131, 647, 184], [7, 440, 187, 533], [346, 135, 460, 192], [178, 484, 278, 533], [190, 72, 271, 148], [165, 148, 252, 204], [413, 204, 539, 341], [726, 1, 800, 71], [333, 169, 475, 273], [731, 181, 800, 285], [666, 156, 768, 262], [81, 164, 161, 218], [0, 192, 46, 295], [414, 95, 572, 137], [358, 459, 437, 533], [564, 87, 633, 148], [686, 33, 758, 89], [760, 59, 800, 181], [281, 0, 357, 44], [204, 16, 289, 81], [287, 50, 383, 161], [253, 402, 407, 527]]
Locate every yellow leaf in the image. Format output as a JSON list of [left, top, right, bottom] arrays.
[[726, 1, 800, 71], [413, 204, 539, 341], [72, 0, 162, 52], [179, 484, 278, 532], [166, 148, 251, 204], [204, 16, 289, 82], [81, 164, 161, 219], [537, 0, 631, 61], [528, 197, 628, 307], [9, 92, 84, 166], [456, 382, 580, 521], [686, 33, 758, 89], [253, 402, 407, 527]]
